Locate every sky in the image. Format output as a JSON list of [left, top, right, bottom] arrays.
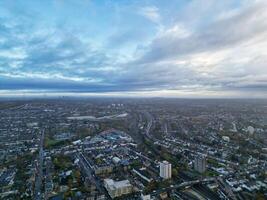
[[0, 0, 267, 98]]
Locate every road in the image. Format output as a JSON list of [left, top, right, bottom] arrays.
[[34, 130, 44, 200], [77, 152, 111, 200], [143, 111, 153, 139]]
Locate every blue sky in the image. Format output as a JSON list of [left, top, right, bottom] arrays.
[[0, 0, 267, 97]]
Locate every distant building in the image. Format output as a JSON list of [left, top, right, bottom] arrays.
[[222, 136, 230, 142], [141, 193, 151, 200], [160, 161, 172, 179], [94, 165, 113, 175], [112, 157, 121, 164], [159, 192, 168, 199], [247, 126, 255, 135], [54, 132, 72, 141], [104, 179, 133, 199], [194, 156, 206, 173], [72, 140, 81, 145]]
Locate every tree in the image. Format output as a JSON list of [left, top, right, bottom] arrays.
[[144, 181, 159, 194], [172, 168, 178, 177]]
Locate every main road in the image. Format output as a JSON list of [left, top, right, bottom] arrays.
[[34, 130, 44, 200]]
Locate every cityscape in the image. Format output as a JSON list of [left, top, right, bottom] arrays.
[[0, 98, 266, 199], [1, 0, 267, 199]]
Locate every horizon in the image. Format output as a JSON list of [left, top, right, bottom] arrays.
[[1, 0, 267, 98], [1, 94, 267, 101]]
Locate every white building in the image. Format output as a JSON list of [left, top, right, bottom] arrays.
[[247, 126, 255, 135], [160, 161, 172, 179], [194, 156, 206, 173], [222, 136, 230, 142], [104, 179, 133, 199], [141, 193, 151, 200], [112, 157, 121, 164]]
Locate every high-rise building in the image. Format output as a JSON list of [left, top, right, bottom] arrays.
[[247, 126, 255, 135], [194, 156, 206, 173], [160, 161, 172, 179]]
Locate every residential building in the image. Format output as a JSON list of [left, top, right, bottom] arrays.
[[194, 156, 206, 173], [104, 179, 133, 199], [160, 161, 172, 179]]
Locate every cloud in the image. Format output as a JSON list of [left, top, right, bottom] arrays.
[[138, 6, 161, 24], [0, 28, 120, 91], [118, 0, 267, 95], [138, 1, 267, 63], [0, 0, 267, 97]]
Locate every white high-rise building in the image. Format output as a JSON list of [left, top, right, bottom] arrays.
[[247, 126, 255, 135], [194, 156, 206, 173], [160, 161, 172, 179]]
